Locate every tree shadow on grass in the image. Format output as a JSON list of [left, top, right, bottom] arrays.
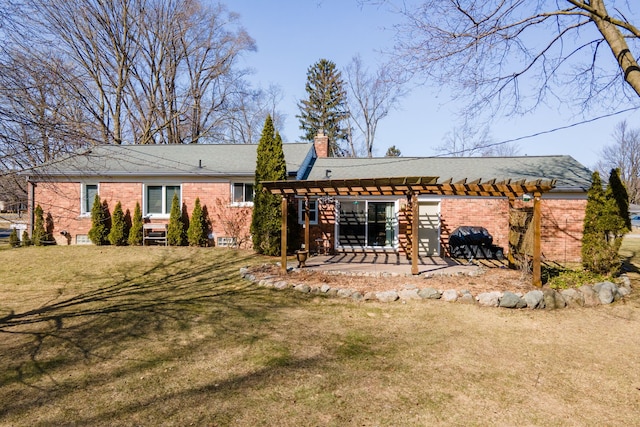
[[0, 250, 307, 420]]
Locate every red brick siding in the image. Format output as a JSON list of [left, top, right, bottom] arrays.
[[539, 198, 585, 263], [31, 180, 254, 247], [307, 196, 585, 263], [440, 198, 510, 256]]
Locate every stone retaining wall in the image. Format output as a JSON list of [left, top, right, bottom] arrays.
[[239, 266, 632, 309]]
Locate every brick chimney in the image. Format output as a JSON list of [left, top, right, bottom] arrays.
[[314, 130, 329, 158]]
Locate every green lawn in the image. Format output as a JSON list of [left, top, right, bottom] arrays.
[[0, 244, 639, 426]]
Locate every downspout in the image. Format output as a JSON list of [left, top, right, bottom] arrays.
[[27, 177, 36, 236]]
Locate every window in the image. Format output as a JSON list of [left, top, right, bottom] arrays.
[[232, 183, 254, 204], [338, 200, 396, 248], [298, 199, 318, 225], [145, 185, 181, 216], [82, 184, 98, 214]]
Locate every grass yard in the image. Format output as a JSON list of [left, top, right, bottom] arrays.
[[0, 244, 639, 426]]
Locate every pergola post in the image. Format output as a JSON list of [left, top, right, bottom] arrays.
[[532, 193, 542, 288], [281, 196, 288, 274], [304, 196, 310, 252], [411, 192, 419, 275]]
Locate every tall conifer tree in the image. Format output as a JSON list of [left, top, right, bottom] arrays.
[[128, 202, 143, 245], [32, 204, 46, 246], [251, 115, 287, 255], [167, 192, 185, 246], [296, 59, 349, 156], [88, 195, 109, 245], [108, 201, 127, 245]]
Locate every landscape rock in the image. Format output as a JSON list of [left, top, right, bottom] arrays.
[[274, 281, 289, 290], [327, 288, 339, 297], [320, 284, 331, 293], [294, 283, 311, 293], [618, 286, 631, 298], [376, 290, 399, 303], [337, 288, 355, 298], [499, 291, 521, 308], [459, 291, 475, 304], [593, 281, 617, 304], [477, 291, 501, 307], [398, 288, 421, 301], [560, 288, 584, 308], [442, 289, 458, 302], [363, 292, 377, 301], [351, 292, 364, 301], [523, 290, 544, 309], [543, 289, 566, 310], [418, 288, 441, 299], [579, 285, 600, 307]]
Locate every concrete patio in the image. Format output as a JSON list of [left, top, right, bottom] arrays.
[[291, 252, 509, 276]]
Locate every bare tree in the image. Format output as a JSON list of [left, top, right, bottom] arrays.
[[596, 120, 640, 204], [344, 55, 406, 157], [434, 121, 520, 157], [219, 82, 286, 144], [374, 1, 640, 118]]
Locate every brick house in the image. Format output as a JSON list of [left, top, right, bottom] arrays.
[[25, 143, 314, 246], [25, 134, 592, 265]]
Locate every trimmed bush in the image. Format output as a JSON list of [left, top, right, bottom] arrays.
[[108, 201, 127, 246], [21, 230, 31, 247], [167, 192, 185, 246], [128, 202, 143, 246], [88, 195, 110, 245], [32, 205, 46, 246], [187, 197, 208, 247], [9, 228, 20, 247]]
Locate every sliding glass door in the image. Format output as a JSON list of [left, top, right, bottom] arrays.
[[338, 200, 396, 248]]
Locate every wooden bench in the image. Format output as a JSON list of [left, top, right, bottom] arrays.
[[143, 223, 168, 246]]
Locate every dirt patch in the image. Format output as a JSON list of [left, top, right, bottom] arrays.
[[247, 263, 536, 295]]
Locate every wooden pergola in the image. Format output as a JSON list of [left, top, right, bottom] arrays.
[[262, 176, 556, 287]]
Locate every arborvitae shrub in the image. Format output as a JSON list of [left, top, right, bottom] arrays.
[[128, 202, 143, 246], [88, 195, 109, 245], [21, 230, 31, 247], [9, 228, 20, 247], [167, 193, 185, 246], [251, 115, 287, 255], [108, 201, 127, 245], [187, 197, 207, 246], [32, 205, 46, 246]]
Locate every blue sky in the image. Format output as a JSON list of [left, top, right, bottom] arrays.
[[229, 0, 640, 169]]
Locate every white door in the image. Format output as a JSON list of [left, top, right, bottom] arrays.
[[418, 202, 440, 256]]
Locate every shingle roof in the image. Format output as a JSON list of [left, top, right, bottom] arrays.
[[307, 155, 592, 192], [30, 143, 314, 178]]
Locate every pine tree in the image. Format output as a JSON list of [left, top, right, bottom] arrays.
[[21, 230, 31, 246], [9, 228, 20, 247], [385, 145, 401, 157], [251, 115, 287, 255], [296, 58, 349, 157], [88, 195, 109, 245], [108, 201, 127, 245], [167, 192, 185, 246], [187, 197, 208, 246], [32, 204, 46, 246], [128, 201, 143, 245]]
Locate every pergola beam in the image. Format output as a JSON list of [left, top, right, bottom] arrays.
[[263, 176, 555, 284]]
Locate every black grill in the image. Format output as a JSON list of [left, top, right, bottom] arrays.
[[449, 226, 504, 260]]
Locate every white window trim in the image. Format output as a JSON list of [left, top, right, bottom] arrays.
[[230, 182, 255, 207], [80, 183, 99, 217], [334, 197, 400, 250], [143, 183, 182, 219], [298, 198, 318, 225]]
